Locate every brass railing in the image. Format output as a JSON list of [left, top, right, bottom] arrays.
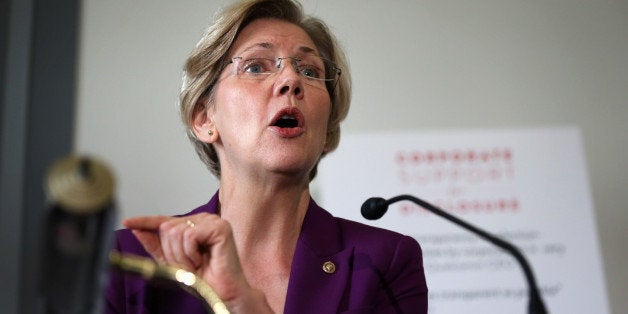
[[109, 251, 229, 314]]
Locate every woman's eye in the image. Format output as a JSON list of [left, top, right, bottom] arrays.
[[242, 59, 270, 74], [244, 63, 263, 74], [300, 66, 321, 79]]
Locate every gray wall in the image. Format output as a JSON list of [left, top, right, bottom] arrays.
[[1, 0, 79, 313], [75, 1, 627, 313]]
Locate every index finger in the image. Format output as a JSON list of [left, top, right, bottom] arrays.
[[123, 215, 171, 230]]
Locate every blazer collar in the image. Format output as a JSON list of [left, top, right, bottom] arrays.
[[194, 193, 349, 258]]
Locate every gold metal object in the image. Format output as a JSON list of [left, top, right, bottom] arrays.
[[186, 219, 196, 228], [322, 261, 336, 274], [46, 156, 115, 214], [109, 251, 229, 314]]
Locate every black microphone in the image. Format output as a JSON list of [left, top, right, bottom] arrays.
[[41, 156, 116, 314], [362, 195, 548, 314]]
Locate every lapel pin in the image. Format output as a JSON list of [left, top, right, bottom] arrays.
[[322, 261, 336, 274]]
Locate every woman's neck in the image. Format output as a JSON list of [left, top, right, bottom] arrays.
[[217, 175, 310, 258], [215, 172, 312, 314]]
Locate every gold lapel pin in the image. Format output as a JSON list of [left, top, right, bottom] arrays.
[[322, 261, 336, 274]]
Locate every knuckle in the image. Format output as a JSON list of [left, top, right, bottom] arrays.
[[159, 221, 177, 236], [183, 228, 196, 242]]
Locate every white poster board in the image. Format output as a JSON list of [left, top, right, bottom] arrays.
[[315, 127, 609, 313]]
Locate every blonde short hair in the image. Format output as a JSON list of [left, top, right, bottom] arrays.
[[180, 0, 351, 181]]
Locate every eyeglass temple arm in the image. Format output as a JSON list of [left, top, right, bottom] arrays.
[[109, 251, 230, 314]]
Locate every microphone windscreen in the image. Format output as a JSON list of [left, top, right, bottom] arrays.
[[361, 197, 388, 220]]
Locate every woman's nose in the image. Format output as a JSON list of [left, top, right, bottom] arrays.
[[274, 60, 304, 98]]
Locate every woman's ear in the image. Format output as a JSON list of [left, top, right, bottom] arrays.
[[191, 101, 218, 143]]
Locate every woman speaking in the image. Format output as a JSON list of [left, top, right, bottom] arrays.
[[105, 0, 428, 313]]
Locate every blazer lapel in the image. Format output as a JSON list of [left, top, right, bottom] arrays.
[[283, 199, 353, 313]]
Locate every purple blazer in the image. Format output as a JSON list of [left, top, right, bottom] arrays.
[[104, 193, 428, 313]]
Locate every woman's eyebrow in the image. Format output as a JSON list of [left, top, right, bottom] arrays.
[[298, 46, 316, 54], [241, 42, 273, 52], [239, 42, 318, 55]]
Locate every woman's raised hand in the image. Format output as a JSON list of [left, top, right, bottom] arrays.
[[123, 213, 272, 313]]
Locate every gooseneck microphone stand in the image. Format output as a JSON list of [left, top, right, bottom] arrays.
[[362, 194, 548, 314]]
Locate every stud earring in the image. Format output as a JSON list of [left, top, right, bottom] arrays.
[[208, 129, 214, 136]]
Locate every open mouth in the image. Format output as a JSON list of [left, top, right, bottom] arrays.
[[270, 107, 303, 129], [274, 114, 299, 128]]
